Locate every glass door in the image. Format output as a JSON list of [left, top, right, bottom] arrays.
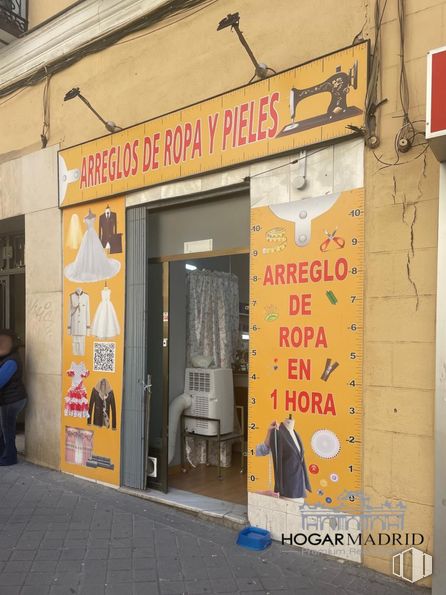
[[146, 261, 169, 492]]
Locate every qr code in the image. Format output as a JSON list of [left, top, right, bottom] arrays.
[[93, 342, 116, 372]]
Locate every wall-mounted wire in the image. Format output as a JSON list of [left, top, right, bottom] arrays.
[[40, 68, 51, 148], [364, 0, 388, 148], [371, 0, 429, 169]]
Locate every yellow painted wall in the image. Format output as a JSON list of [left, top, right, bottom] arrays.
[[0, 0, 441, 581], [28, 0, 78, 29], [361, 1, 441, 584]]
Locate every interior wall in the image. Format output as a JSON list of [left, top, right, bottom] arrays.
[[148, 194, 250, 258]]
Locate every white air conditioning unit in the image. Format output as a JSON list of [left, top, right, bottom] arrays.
[[184, 368, 234, 436], [147, 456, 157, 478]]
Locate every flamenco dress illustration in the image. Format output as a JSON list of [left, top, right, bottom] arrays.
[[65, 362, 90, 419], [92, 287, 120, 338], [64, 210, 120, 282]]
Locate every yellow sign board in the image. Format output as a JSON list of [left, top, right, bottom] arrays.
[[59, 42, 368, 207], [248, 188, 364, 512], [61, 196, 125, 485]]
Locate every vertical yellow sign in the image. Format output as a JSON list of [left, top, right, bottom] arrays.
[[248, 189, 364, 511], [61, 196, 125, 485]]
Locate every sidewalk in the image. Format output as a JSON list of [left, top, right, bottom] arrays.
[[0, 461, 429, 595]]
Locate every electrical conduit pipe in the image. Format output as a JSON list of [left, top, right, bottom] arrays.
[[168, 393, 192, 464]]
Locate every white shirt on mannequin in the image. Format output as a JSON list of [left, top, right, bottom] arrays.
[[283, 418, 301, 453]]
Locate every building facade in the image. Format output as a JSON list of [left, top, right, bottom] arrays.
[[0, 0, 444, 589]]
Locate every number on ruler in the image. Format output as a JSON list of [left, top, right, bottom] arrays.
[[349, 209, 362, 217], [270, 389, 278, 409]]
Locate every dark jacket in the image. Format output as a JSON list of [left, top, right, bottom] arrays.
[[99, 212, 117, 248], [0, 351, 27, 406], [270, 423, 311, 499], [87, 379, 116, 429]]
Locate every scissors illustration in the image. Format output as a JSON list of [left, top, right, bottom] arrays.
[[320, 228, 345, 252]]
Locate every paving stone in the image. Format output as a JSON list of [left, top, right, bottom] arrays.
[[23, 572, 57, 586], [133, 568, 157, 582], [0, 572, 25, 586], [210, 577, 239, 593], [34, 550, 61, 562], [185, 579, 214, 593], [21, 587, 51, 595], [10, 551, 34, 562], [159, 580, 186, 595], [133, 583, 159, 595]]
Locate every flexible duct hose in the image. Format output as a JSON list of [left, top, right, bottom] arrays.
[[168, 393, 192, 464]]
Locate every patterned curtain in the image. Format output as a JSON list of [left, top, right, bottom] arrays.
[[186, 270, 239, 368]]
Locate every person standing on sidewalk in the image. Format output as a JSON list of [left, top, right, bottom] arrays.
[[0, 330, 27, 466]]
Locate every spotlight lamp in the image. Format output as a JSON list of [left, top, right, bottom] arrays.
[[64, 87, 122, 133], [217, 12, 276, 83]]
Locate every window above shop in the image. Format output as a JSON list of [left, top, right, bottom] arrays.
[[0, 233, 25, 272], [0, 0, 28, 44]]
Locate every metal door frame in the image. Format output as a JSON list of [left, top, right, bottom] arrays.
[[145, 261, 169, 493], [0, 275, 10, 328]]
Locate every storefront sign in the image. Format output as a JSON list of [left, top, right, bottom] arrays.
[[58, 42, 368, 207], [426, 46, 446, 160], [248, 188, 364, 512], [60, 196, 125, 486]]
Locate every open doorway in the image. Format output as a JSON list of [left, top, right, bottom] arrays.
[[0, 216, 26, 454], [143, 193, 250, 507], [167, 253, 249, 505]]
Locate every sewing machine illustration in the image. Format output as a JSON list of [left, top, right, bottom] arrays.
[[277, 61, 362, 137]]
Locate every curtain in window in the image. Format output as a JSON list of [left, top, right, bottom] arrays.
[[186, 269, 239, 369]]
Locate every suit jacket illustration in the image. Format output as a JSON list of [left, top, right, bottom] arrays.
[[270, 423, 312, 498], [99, 212, 117, 249], [87, 379, 116, 429]]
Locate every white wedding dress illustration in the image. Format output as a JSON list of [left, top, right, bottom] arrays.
[[92, 287, 120, 338], [64, 211, 120, 282]]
